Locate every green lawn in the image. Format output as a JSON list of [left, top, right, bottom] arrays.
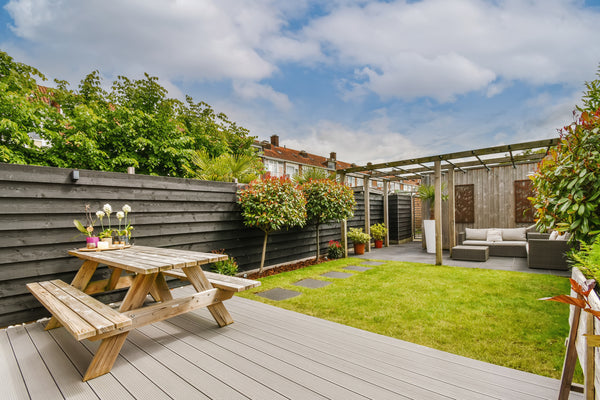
[[238, 257, 582, 382]]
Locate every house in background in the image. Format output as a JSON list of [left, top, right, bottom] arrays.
[[254, 135, 418, 193]]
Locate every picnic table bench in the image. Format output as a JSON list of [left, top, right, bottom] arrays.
[[26, 246, 259, 381]]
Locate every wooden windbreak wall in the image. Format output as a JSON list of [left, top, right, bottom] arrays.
[[0, 163, 341, 326], [453, 162, 538, 234]]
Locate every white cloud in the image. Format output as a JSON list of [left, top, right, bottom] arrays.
[[302, 0, 600, 101], [232, 81, 292, 111]]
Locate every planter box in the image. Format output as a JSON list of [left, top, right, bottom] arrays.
[[569, 267, 600, 399]]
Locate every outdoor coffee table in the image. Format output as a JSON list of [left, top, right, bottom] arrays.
[[29, 245, 257, 381], [451, 245, 489, 262]]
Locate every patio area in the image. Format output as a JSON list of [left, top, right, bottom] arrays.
[[2, 283, 581, 400], [354, 241, 572, 277]]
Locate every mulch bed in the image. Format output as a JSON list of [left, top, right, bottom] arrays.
[[245, 256, 328, 279]]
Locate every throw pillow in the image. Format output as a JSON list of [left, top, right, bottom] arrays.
[[465, 228, 488, 241], [502, 228, 526, 241], [486, 229, 503, 242], [557, 232, 571, 241], [549, 230, 559, 240]]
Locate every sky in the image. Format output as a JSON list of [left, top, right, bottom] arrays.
[[2, 0, 600, 166]]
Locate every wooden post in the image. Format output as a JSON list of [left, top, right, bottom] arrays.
[[383, 180, 389, 247], [558, 300, 583, 400], [364, 177, 371, 252], [585, 312, 595, 400], [447, 166, 456, 256], [434, 160, 443, 265], [339, 172, 348, 257]]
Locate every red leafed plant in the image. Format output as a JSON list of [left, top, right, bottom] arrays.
[[542, 278, 600, 320]]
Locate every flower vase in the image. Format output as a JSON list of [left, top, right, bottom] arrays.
[[86, 236, 99, 249]]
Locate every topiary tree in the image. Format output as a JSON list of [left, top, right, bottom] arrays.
[[301, 179, 356, 260], [238, 176, 306, 273]]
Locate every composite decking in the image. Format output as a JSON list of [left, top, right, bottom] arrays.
[[2, 286, 580, 400]]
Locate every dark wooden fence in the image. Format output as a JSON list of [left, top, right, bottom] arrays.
[[0, 163, 413, 326]]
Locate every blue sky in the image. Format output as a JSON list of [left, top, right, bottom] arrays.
[[2, 0, 600, 165]]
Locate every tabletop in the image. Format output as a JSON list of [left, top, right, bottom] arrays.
[[68, 245, 228, 275]]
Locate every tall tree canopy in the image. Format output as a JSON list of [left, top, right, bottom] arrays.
[[0, 50, 256, 177]]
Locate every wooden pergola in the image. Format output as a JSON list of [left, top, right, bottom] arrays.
[[337, 138, 559, 264]]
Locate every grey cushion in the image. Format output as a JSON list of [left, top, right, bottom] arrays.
[[465, 228, 488, 240], [502, 228, 527, 241], [486, 229, 503, 242]]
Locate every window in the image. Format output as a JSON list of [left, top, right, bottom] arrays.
[[285, 163, 299, 178], [264, 159, 284, 177]]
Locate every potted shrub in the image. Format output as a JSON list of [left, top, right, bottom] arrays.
[[417, 183, 448, 254], [327, 240, 345, 259], [370, 223, 387, 248], [347, 228, 371, 255]]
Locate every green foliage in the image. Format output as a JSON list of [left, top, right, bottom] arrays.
[[238, 176, 307, 272], [347, 227, 371, 244], [293, 167, 333, 184], [571, 235, 600, 282], [301, 179, 356, 259], [370, 223, 388, 240], [417, 183, 448, 219], [211, 258, 239, 276], [327, 240, 344, 259], [0, 50, 257, 176], [577, 64, 600, 114], [529, 110, 600, 243], [184, 149, 263, 183]]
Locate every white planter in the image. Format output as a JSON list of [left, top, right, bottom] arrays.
[[423, 219, 436, 254]]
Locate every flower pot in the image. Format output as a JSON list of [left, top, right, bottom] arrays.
[[101, 237, 113, 246], [86, 236, 99, 249], [353, 243, 365, 255], [374, 239, 383, 248], [423, 219, 436, 254]]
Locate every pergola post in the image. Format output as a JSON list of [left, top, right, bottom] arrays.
[[364, 176, 371, 252], [434, 160, 443, 265], [339, 173, 348, 258], [447, 166, 456, 255], [383, 180, 389, 247]]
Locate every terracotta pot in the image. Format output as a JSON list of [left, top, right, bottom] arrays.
[[354, 243, 365, 255], [374, 239, 383, 248]]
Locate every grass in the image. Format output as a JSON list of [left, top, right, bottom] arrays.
[[238, 257, 583, 382]]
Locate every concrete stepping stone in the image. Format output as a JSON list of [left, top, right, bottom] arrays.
[[293, 279, 332, 289], [256, 288, 301, 301], [360, 261, 384, 266], [344, 265, 372, 272], [321, 271, 354, 279]]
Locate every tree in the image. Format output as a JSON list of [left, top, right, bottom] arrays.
[[301, 179, 356, 260], [530, 67, 600, 244], [184, 149, 263, 183], [238, 176, 307, 272], [1, 50, 259, 176]]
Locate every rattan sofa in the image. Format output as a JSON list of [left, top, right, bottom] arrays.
[[457, 227, 533, 258], [527, 232, 576, 270]]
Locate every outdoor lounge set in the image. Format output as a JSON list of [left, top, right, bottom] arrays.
[[453, 226, 575, 270]]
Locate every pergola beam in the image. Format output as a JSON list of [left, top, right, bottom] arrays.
[[340, 138, 558, 174]]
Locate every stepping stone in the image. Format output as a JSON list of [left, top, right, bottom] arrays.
[[256, 288, 301, 301], [360, 261, 384, 266], [321, 271, 354, 279], [344, 265, 372, 272], [293, 279, 332, 289]]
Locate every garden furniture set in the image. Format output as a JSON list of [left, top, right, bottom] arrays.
[[27, 245, 259, 381]]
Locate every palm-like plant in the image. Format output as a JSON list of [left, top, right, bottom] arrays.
[[184, 150, 263, 183]]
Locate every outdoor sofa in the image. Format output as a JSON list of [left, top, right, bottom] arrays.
[[527, 232, 577, 270], [457, 227, 533, 258]]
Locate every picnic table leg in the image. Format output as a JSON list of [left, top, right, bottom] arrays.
[[82, 272, 160, 380], [83, 332, 128, 381], [149, 272, 173, 302], [107, 267, 123, 291], [46, 260, 99, 331], [182, 266, 234, 327]]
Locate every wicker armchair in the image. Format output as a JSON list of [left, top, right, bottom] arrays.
[[527, 233, 576, 270]]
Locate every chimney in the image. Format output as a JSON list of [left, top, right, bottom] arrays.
[[299, 150, 308, 157], [329, 152, 336, 160], [270, 135, 279, 147]]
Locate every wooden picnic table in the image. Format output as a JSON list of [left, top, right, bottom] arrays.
[[27, 245, 259, 381]]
